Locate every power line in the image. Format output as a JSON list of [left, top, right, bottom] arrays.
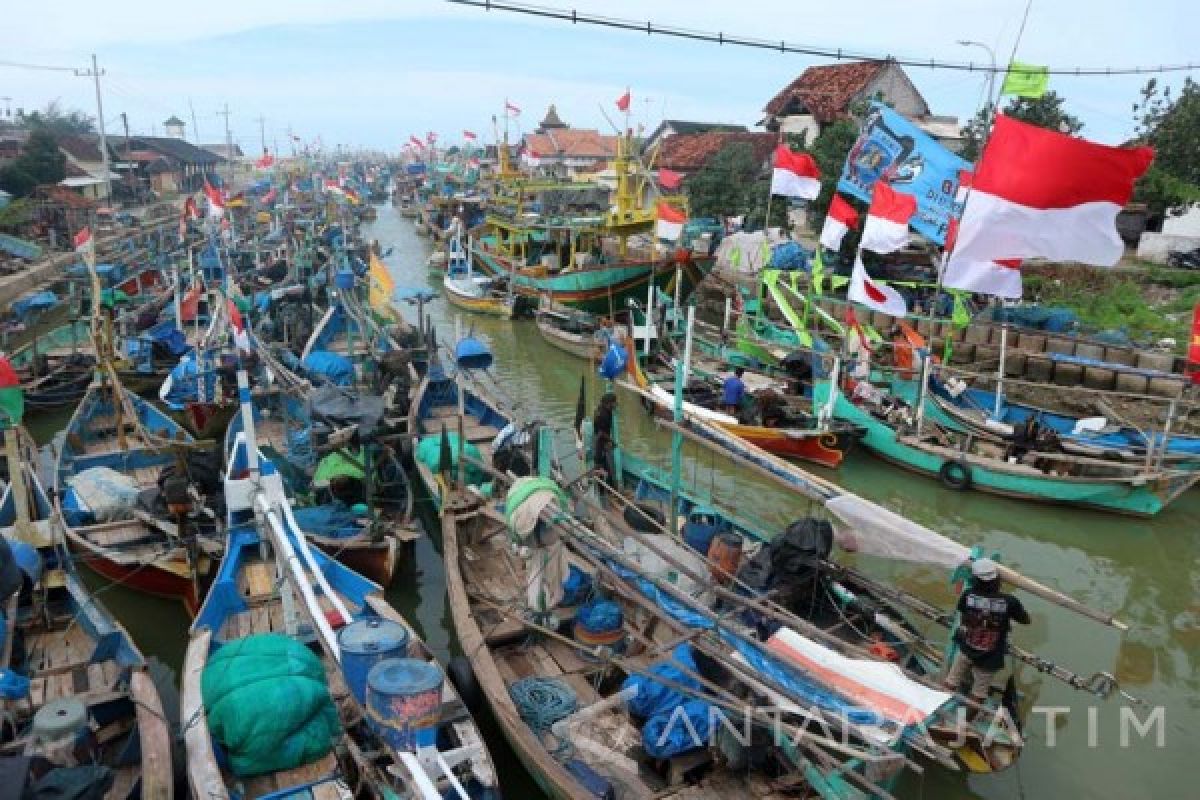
[[0, 58, 77, 73], [446, 0, 1200, 77]]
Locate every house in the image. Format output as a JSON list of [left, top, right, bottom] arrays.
[[56, 134, 119, 201], [657, 131, 777, 179], [122, 136, 222, 193], [643, 120, 748, 157], [200, 143, 245, 162], [761, 60, 962, 150], [521, 105, 619, 176]]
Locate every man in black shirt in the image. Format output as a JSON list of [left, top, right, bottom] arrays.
[[943, 558, 1031, 702], [592, 392, 618, 489]]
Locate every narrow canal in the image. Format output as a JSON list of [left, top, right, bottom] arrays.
[[32, 202, 1199, 799]]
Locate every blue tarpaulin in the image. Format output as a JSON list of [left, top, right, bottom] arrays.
[[302, 351, 355, 386], [291, 504, 362, 540], [146, 321, 192, 357], [11, 291, 58, 319], [622, 644, 703, 720], [161, 355, 216, 409]]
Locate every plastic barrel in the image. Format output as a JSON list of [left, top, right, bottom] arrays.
[[334, 269, 356, 290], [366, 658, 443, 752], [338, 618, 410, 705], [707, 532, 744, 585]]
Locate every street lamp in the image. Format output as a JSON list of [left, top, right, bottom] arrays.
[[957, 39, 998, 108]]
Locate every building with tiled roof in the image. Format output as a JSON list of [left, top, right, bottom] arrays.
[[643, 120, 748, 156], [521, 128, 619, 176], [762, 60, 963, 150], [657, 132, 777, 176]]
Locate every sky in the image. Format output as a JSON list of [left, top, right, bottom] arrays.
[[2, 0, 1196, 153]]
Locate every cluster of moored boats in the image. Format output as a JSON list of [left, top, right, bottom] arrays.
[[0, 150, 1171, 800]]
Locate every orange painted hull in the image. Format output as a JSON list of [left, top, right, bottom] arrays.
[[714, 422, 854, 469]]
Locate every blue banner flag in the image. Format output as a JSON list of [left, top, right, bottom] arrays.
[[837, 103, 969, 245]]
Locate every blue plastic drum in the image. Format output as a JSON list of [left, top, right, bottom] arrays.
[[337, 618, 410, 705], [366, 658, 443, 752]]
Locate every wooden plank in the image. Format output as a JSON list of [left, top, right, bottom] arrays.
[[87, 663, 107, 692], [242, 562, 275, 598], [268, 602, 284, 632], [251, 606, 270, 635]]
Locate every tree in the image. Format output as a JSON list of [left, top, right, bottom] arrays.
[[685, 142, 761, 221], [807, 119, 859, 220], [1132, 78, 1200, 217], [0, 129, 66, 198], [19, 101, 96, 135], [958, 91, 1083, 163], [0, 198, 33, 233]]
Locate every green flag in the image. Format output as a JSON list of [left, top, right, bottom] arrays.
[[811, 248, 825, 295], [951, 292, 971, 328], [1001, 62, 1049, 98], [729, 245, 742, 269]]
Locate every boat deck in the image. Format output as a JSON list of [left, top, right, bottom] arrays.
[[420, 404, 501, 463]]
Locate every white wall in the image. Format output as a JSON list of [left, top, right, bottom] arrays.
[[1162, 205, 1200, 237], [780, 114, 821, 145], [866, 65, 930, 118]]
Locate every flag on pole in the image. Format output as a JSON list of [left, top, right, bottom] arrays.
[[819, 194, 859, 252], [655, 202, 686, 242], [657, 168, 684, 191], [180, 282, 203, 322], [369, 253, 396, 311], [409, 135, 424, 149], [860, 183, 916, 254], [463, 130, 477, 141], [505, 100, 521, 115], [848, 254, 907, 316], [73, 227, 93, 253], [227, 298, 251, 350], [616, 89, 631, 112], [427, 132, 438, 144], [1001, 62, 1050, 99], [0, 355, 24, 426], [183, 196, 199, 219], [255, 149, 275, 169], [203, 180, 225, 219], [945, 170, 1024, 298], [770, 145, 821, 199], [944, 114, 1153, 296], [1188, 303, 1200, 385]]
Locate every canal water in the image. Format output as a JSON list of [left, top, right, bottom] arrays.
[[32, 203, 1198, 799]]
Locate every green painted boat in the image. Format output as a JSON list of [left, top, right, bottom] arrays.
[[813, 381, 1199, 516]]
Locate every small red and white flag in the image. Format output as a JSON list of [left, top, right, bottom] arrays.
[[262, 187, 277, 204], [426, 131, 437, 144], [409, 135, 424, 150], [860, 182, 916, 254], [227, 298, 251, 350], [655, 202, 686, 242], [255, 150, 275, 169], [505, 100, 521, 115], [73, 227, 92, 252], [946, 114, 1153, 289], [945, 171, 1023, 298], [819, 194, 859, 252], [657, 168, 684, 191], [467, 157, 481, 169], [203, 180, 225, 219], [183, 196, 200, 220], [769, 145, 821, 200], [848, 253, 907, 316], [616, 89, 631, 112], [463, 130, 477, 141]]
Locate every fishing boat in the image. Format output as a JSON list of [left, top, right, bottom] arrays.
[[814, 379, 1200, 515], [0, 425, 173, 800], [54, 378, 220, 614], [920, 376, 1200, 465], [182, 421, 499, 800], [8, 321, 95, 412], [534, 297, 662, 363]]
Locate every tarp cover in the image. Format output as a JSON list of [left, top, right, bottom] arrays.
[[313, 449, 365, 485], [622, 644, 702, 720], [67, 467, 140, 522], [202, 633, 340, 777], [11, 291, 57, 319], [302, 351, 355, 386], [415, 433, 484, 485], [145, 322, 191, 357], [309, 385, 384, 432], [291, 503, 362, 540]]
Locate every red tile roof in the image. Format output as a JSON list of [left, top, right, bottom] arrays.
[[523, 129, 617, 160], [764, 61, 887, 123], [57, 134, 106, 163], [657, 132, 777, 172]]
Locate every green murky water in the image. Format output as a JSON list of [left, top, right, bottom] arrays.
[[33, 203, 1198, 799]]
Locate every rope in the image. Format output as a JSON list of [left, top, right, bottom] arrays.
[[508, 676, 578, 759]]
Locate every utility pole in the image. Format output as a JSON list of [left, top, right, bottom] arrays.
[[217, 103, 233, 185], [286, 125, 296, 157], [254, 115, 266, 154], [75, 54, 113, 203], [187, 97, 200, 142]]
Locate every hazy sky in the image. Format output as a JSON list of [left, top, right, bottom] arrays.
[[3, 1, 1195, 152]]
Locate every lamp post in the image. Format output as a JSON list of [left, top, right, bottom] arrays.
[[957, 39, 999, 111]]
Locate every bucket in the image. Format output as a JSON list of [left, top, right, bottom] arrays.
[[337, 618, 410, 705], [366, 658, 443, 752], [707, 532, 744, 584], [682, 508, 725, 555]]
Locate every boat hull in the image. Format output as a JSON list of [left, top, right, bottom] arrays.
[[443, 282, 517, 318], [311, 536, 399, 587], [535, 315, 603, 361], [713, 421, 855, 469], [69, 535, 204, 615]]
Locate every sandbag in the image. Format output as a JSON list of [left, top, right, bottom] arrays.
[[201, 633, 340, 777]]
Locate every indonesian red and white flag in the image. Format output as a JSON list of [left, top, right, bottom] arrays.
[[262, 187, 277, 205], [505, 100, 521, 115], [655, 202, 686, 242], [180, 282, 203, 323], [409, 135, 424, 150], [73, 227, 92, 253], [463, 130, 477, 141], [769, 145, 820, 200], [848, 254, 907, 316], [426, 131, 437, 144], [945, 114, 1154, 292], [467, 157, 481, 169], [819, 194, 859, 252], [183, 196, 199, 220], [203, 180, 225, 219], [860, 182, 916, 254], [227, 298, 251, 350], [945, 170, 1024, 298], [254, 150, 275, 169], [616, 90, 631, 112]]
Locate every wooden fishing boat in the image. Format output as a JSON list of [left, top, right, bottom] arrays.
[[0, 427, 173, 800], [54, 379, 220, 614], [9, 320, 96, 412], [183, 427, 499, 800], [814, 380, 1200, 515], [443, 273, 518, 318]]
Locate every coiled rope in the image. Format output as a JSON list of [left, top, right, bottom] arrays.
[[509, 677, 578, 759]]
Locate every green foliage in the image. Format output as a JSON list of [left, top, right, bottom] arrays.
[[1132, 78, 1200, 216], [807, 120, 859, 220], [0, 129, 65, 198], [0, 198, 33, 231], [1024, 267, 1191, 346], [958, 107, 989, 162], [18, 101, 96, 135], [685, 142, 761, 222]]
